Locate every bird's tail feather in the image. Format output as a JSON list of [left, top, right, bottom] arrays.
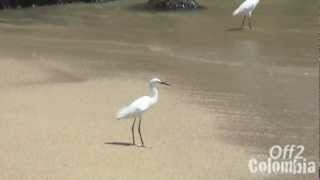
[[116, 106, 133, 120], [232, 7, 240, 16]]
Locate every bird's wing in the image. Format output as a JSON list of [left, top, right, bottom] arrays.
[[233, 0, 254, 16], [116, 96, 152, 120], [116, 105, 136, 119], [130, 96, 152, 112]]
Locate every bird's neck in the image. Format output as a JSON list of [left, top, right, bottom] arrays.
[[149, 84, 159, 104]]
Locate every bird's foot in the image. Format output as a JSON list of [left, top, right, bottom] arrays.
[[138, 145, 152, 149], [137, 144, 145, 148]]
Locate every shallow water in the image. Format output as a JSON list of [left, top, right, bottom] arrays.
[[0, 0, 318, 177]]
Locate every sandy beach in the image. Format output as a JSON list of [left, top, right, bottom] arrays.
[[0, 0, 318, 179], [0, 56, 317, 180], [0, 61, 256, 179]]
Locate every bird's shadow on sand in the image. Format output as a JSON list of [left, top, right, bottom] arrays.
[[105, 142, 151, 148], [105, 142, 133, 146], [225, 27, 244, 32]]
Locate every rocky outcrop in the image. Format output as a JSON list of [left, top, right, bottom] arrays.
[[0, 0, 104, 9], [148, 0, 201, 9]]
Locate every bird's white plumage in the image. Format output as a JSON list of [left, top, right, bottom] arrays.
[[233, 0, 260, 17], [116, 78, 165, 120], [117, 96, 155, 119]]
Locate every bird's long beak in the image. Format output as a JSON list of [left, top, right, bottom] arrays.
[[160, 81, 170, 86]]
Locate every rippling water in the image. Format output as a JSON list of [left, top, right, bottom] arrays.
[[0, 0, 318, 166]]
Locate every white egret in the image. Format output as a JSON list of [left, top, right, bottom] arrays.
[[116, 78, 170, 146], [233, 0, 260, 29]]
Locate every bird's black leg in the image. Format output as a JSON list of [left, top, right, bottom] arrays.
[[131, 118, 136, 145], [248, 16, 253, 29], [241, 16, 246, 28], [138, 116, 144, 146]]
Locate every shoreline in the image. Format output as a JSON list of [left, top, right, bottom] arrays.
[[0, 1, 317, 179]]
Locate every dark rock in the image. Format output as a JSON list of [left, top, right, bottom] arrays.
[[148, 0, 200, 10]]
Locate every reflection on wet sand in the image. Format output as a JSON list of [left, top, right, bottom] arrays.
[[0, 0, 317, 179]]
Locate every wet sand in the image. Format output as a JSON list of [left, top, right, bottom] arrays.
[[0, 0, 318, 179]]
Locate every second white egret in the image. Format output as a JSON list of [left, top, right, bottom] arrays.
[[116, 78, 170, 147], [233, 0, 260, 29]]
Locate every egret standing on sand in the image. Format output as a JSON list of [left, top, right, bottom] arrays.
[[116, 78, 170, 147], [233, 0, 260, 29]]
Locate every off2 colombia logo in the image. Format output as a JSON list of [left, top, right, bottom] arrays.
[[248, 145, 317, 175]]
